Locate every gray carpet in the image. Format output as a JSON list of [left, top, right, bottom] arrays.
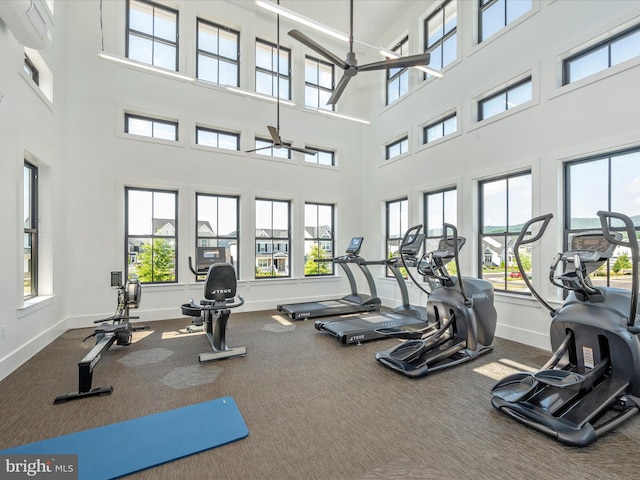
[[1, 311, 639, 479]]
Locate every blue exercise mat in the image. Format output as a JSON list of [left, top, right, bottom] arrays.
[[1, 397, 248, 480]]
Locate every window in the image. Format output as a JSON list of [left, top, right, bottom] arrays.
[[197, 19, 239, 86], [386, 37, 410, 105], [127, 0, 178, 71], [304, 148, 335, 166], [126, 187, 177, 283], [125, 113, 178, 141], [425, 0, 457, 75], [386, 198, 409, 276], [479, 171, 532, 293], [254, 137, 291, 159], [386, 136, 409, 160], [24, 162, 38, 298], [479, 0, 531, 43], [196, 126, 239, 150], [305, 56, 334, 110], [565, 149, 640, 289], [255, 39, 291, 99], [563, 24, 640, 85], [423, 113, 457, 144], [304, 203, 335, 276], [255, 199, 291, 278], [196, 193, 239, 276], [24, 54, 39, 85], [478, 77, 532, 121], [424, 187, 457, 253]]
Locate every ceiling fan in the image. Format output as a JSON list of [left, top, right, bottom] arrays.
[[247, 4, 317, 156], [288, 0, 431, 105]]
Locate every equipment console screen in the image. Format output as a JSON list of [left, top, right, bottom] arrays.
[[571, 235, 610, 252], [346, 237, 364, 254]]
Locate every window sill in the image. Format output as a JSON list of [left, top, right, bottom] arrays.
[[17, 295, 56, 318]]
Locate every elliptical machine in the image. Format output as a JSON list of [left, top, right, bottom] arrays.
[[491, 211, 640, 447], [375, 223, 497, 378], [181, 260, 246, 363]]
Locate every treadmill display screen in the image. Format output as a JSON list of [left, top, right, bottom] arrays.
[[346, 237, 364, 254]]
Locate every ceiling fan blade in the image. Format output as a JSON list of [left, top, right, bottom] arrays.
[[289, 145, 319, 155], [246, 146, 273, 153], [326, 72, 353, 105], [288, 29, 349, 70], [267, 125, 281, 144], [357, 52, 431, 72]]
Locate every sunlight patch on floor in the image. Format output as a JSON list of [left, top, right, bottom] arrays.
[[473, 357, 538, 381], [271, 314, 293, 326]]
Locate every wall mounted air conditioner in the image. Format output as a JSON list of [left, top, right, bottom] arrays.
[[0, 0, 52, 49]]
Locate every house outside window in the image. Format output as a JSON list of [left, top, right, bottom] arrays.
[[196, 193, 239, 277], [255, 39, 291, 99], [386, 198, 409, 276], [564, 148, 640, 289], [424, 187, 457, 254], [305, 55, 334, 110], [386, 36, 410, 105], [197, 19, 239, 86], [304, 203, 335, 276], [127, 0, 178, 71], [126, 187, 178, 283], [479, 171, 532, 293], [424, 0, 457, 77], [24, 162, 38, 298], [479, 0, 531, 43], [255, 198, 291, 278]]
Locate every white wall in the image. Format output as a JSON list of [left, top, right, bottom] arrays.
[[359, 0, 640, 349], [2, 0, 640, 380]]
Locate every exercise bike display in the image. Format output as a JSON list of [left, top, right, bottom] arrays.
[[375, 223, 497, 378], [491, 211, 640, 447], [182, 251, 246, 363], [54, 272, 148, 404]]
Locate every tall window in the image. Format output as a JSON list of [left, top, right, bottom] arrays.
[[479, 0, 531, 43], [424, 187, 457, 253], [197, 19, 239, 86], [126, 187, 177, 283], [255, 199, 290, 278], [24, 162, 38, 298], [125, 113, 178, 141], [127, 0, 178, 71], [563, 24, 640, 85], [386, 198, 409, 275], [255, 39, 291, 99], [304, 203, 335, 276], [565, 149, 640, 288], [196, 193, 239, 275], [305, 56, 334, 110], [386, 136, 409, 160], [386, 37, 410, 105], [423, 113, 457, 144], [479, 171, 532, 293], [478, 77, 532, 121], [425, 0, 457, 76], [304, 148, 335, 166], [196, 126, 239, 150]]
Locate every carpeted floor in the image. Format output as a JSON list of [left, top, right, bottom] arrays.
[[1, 310, 640, 479]]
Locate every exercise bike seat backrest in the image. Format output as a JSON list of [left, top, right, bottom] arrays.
[[204, 263, 237, 304]]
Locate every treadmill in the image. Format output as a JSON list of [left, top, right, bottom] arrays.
[[314, 225, 437, 345], [276, 237, 382, 320]]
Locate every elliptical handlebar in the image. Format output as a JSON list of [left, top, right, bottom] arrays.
[[444, 223, 472, 308], [597, 210, 640, 332], [514, 214, 556, 315]]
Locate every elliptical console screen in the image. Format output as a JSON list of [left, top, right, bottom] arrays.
[[346, 237, 364, 255], [571, 235, 610, 252]]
